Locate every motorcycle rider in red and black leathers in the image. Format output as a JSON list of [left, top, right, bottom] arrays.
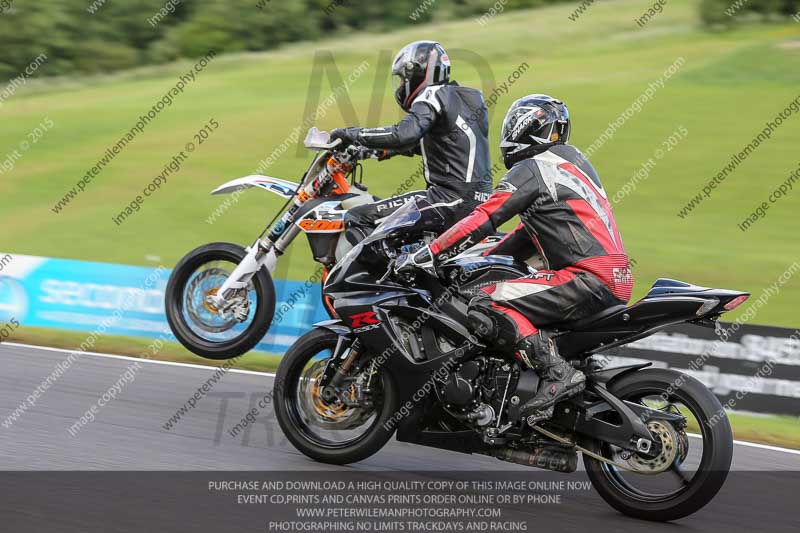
[[396, 95, 634, 424], [330, 41, 492, 245]]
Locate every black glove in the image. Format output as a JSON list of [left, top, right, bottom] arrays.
[[375, 149, 405, 161], [394, 245, 437, 278], [330, 127, 360, 148]]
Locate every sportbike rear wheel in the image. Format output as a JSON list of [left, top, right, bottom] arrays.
[[165, 242, 275, 360], [583, 368, 733, 522]]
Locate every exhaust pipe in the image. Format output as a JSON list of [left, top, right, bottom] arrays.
[[492, 447, 578, 473]]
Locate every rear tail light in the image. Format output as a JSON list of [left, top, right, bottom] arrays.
[[724, 295, 750, 311]]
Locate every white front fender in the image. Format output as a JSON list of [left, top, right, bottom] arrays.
[[210, 175, 300, 199]]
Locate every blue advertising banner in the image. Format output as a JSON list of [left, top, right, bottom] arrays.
[[0, 253, 328, 353]]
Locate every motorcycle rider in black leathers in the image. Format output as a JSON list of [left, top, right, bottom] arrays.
[[330, 41, 492, 245], [396, 95, 635, 424]]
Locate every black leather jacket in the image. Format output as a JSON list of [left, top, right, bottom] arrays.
[[355, 82, 493, 208]]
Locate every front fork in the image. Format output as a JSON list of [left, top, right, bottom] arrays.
[[209, 243, 275, 306], [319, 338, 366, 404], [207, 211, 301, 312]]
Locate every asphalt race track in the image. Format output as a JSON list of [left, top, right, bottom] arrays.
[[1, 342, 798, 532]]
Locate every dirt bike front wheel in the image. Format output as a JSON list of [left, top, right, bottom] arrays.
[[165, 242, 275, 360]]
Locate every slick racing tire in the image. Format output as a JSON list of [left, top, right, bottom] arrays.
[[583, 368, 733, 522], [274, 329, 398, 465]]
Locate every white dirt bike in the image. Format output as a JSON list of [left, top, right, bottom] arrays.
[[165, 129, 502, 359]]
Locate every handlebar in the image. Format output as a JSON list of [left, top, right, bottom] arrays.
[[334, 143, 379, 161]]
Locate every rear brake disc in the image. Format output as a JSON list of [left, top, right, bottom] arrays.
[[620, 420, 679, 474]]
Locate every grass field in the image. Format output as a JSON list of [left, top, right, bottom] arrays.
[[0, 0, 798, 326]]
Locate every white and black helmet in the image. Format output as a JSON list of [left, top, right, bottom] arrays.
[[392, 40, 451, 112], [500, 94, 571, 169]]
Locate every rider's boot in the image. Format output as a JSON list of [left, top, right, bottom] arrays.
[[467, 300, 585, 424], [516, 332, 585, 425]]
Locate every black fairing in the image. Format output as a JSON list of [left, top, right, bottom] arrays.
[[555, 278, 749, 359], [439, 255, 531, 288], [645, 277, 742, 298]]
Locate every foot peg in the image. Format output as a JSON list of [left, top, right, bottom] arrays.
[[525, 406, 555, 427]]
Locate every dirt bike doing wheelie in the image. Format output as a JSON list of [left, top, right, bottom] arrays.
[[165, 128, 501, 359]]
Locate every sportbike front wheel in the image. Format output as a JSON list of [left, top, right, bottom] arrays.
[[583, 368, 733, 522], [274, 329, 398, 464], [165, 242, 275, 359]]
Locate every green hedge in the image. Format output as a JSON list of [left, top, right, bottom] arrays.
[[0, 0, 564, 80], [4, 0, 795, 80], [699, 0, 799, 26]]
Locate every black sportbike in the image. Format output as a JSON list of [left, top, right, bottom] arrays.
[[274, 200, 747, 521]]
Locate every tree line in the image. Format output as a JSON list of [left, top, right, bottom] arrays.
[[0, 0, 796, 81]]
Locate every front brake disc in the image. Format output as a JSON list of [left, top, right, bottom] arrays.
[[298, 361, 373, 430], [185, 268, 239, 333]]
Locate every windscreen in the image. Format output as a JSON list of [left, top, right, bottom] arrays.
[[325, 199, 422, 288], [364, 199, 421, 244]]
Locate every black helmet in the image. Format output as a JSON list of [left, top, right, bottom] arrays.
[[500, 94, 571, 169], [392, 41, 450, 112]]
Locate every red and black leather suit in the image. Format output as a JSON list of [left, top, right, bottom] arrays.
[[429, 143, 634, 340]]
